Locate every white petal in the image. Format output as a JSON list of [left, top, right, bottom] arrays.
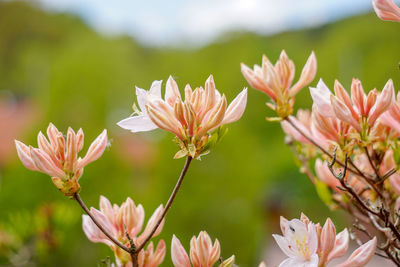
[[309, 79, 335, 117], [279, 258, 304, 267], [304, 254, 319, 267], [307, 223, 319, 255], [150, 80, 162, 98], [117, 115, 158, 132], [136, 86, 148, 113], [273, 234, 295, 258]]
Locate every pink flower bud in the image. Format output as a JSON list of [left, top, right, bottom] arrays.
[[351, 79, 366, 117], [373, 0, 400, 22], [146, 100, 185, 140], [335, 237, 377, 267], [365, 89, 378, 116], [30, 147, 65, 178], [290, 51, 317, 97], [165, 75, 182, 107], [64, 127, 77, 173], [190, 231, 220, 267], [330, 95, 362, 132], [171, 235, 191, 267], [221, 88, 247, 125], [138, 205, 164, 244], [138, 240, 166, 267], [368, 79, 395, 126], [275, 50, 295, 90], [319, 218, 336, 265], [327, 229, 349, 263], [241, 63, 276, 99], [77, 129, 108, 169], [76, 128, 84, 152], [15, 140, 38, 171]]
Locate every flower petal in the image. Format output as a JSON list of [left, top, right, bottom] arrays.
[[117, 115, 159, 132]]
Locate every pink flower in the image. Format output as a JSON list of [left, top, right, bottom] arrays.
[[275, 214, 376, 267], [171, 231, 233, 267], [241, 50, 316, 118], [118, 75, 247, 159], [82, 196, 165, 267], [15, 124, 107, 196], [373, 0, 400, 22], [311, 104, 352, 148], [310, 79, 395, 135]]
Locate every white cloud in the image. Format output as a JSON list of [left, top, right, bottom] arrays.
[[33, 0, 373, 47]]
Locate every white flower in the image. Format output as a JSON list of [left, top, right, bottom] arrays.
[[273, 219, 319, 267]]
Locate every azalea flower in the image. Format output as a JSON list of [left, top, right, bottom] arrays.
[[118, 75, 247, 159], [373, 0, 400, 22], [15, 123, 107, 196], [82, 196, 165, 267], [171, 231, 234, 267], [310, 79, 394, 139], [273, 217, 319, 266], [241, 50, 316, 118], [274, 214, 377, 267]]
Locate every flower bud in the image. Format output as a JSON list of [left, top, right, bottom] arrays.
[[335, 237, 377, 267]]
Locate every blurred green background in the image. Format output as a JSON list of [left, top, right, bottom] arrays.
[[0, 1, 400, 266]]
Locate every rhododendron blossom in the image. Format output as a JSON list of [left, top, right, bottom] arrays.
[[118, 75, 247, 159], [310, 79, 395, 140], [241, 50, 316, 118], [82, 196, 165, 267], [274, 214, 376, 267], [15, 123, 107, 196], [171, 231, 234, 267], [373, 0, 400, 22]]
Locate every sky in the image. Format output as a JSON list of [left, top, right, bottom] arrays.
[[34, 0, 377, 47]]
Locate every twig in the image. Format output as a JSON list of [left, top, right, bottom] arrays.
[[364, 147, 381, 181], [136, 156, 193, 253]]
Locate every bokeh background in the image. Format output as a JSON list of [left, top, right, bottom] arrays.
[[0, 0, 400, 266]]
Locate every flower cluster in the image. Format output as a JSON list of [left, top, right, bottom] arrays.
[[274, 214, 377, 267], [118, 75, 247, 159], [241, 50, 316, 118], [82, 196, 165, 267], [15, 123, 107, 196], [13, 1, 398, 266]]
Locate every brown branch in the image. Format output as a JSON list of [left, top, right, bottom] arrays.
[[364, 147, 381, 181], [136, 156, 193, 253]]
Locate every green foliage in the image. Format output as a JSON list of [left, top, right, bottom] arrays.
[[1, 1, 399, 266]]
